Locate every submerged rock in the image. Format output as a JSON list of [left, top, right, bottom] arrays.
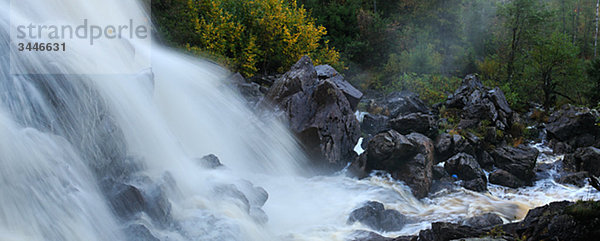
[[265, 56, 361, 170], [196, 154, 223, 169], [347, 201, 407, 232]]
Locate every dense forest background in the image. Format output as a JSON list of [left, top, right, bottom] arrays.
[[152, 0, 600, 110]]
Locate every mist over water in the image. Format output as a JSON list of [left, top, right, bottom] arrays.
[[1, 0, 599, 241]]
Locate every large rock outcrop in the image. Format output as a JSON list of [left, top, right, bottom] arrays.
[[443, 74, 514, 132], [265, 56, 361, 169]]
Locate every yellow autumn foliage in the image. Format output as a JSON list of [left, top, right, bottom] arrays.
[[183, 0, 339, 77]]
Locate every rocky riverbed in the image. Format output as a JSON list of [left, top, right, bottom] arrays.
[[229, 56, 600, 241]]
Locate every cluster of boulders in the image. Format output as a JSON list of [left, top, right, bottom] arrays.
[[351, 200, 600, 241], [229, 57, 600, 239], [349, 75, 543, 198]]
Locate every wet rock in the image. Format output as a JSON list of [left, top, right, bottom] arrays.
[[347, 201, 407, 232], [361, 113, 390, 136], [563, 147, 600, 177], [488, 169, 526, 188], [557, 171, 589, 187], [445, 153, 486, 182], [108, 182, 145, 218], [444, 153, 487, 192], [315, 64, 363, 110], [238, 180, 269, 207], [124, 224, 160, 241], [384, 91, 431, 117], [213, 184, 251, 213], [390, 112, 437, 137], [417, 222, 486, 241], [434, 133, 454, 162], [196, 154, 223, 169], [432, 165, 450, 180], [510, 201, 600, 241], [546, 105, 600, 151], [491, 145, 539, 185], [265, 56, 361, 170], [350, 131, 434, 198], [249, 206, 269, 224], [461, 213, 503, 229]]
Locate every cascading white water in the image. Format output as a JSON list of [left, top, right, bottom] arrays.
[[2, 1, 599, 241]]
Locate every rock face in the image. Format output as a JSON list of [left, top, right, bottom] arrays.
[[347, 201, 407, 232], [563, 147, 600, 177], [491, 145, 539, 186], [443, 74, 514, 132], [265, 56, 361, 169], [384, 91, 431, 117], [488, 169, 525, 188], [315, 64, 363, 110], [390, 112, 437, 137], [417, 222, 486, 241], [444, 153, 488, 192], [350, 130, 434, 198], [361, 113, 390, 137], [461, 213, 503, 229], [546, 105, 600, 151]]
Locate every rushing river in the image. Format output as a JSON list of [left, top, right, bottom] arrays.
[[1, 0, 598, 241]]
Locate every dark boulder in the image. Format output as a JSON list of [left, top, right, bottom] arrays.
[[445, 153, 486, 181], [265, 56, 361, 169], [563, 147, 600, 176], [461, 213, 503, 229], [350, 131, 434, 198], [546, 105, 600, 150], [347, 201, 407, 232], [491, 145, 539, 185], [384, 91, 431, 117], [557, 171, 589, 187], [315, 64, 363, 110], [390, 112, 437, 137], [196, 154, 223, 169], [488, 169, 526, 188], [417, 222, 486, 241], [361, 113, 390, 136], [444, 153, 488, 192]]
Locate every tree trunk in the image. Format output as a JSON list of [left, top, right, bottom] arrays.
[[595, 0, 599, 57]]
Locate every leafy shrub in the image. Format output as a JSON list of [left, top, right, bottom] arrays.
[[152, 0, 340, 77]]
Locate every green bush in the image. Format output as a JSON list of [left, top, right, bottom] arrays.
[[152, 0, 339, 77]]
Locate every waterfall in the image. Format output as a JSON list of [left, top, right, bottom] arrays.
[[2, 1, 599, 241]]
